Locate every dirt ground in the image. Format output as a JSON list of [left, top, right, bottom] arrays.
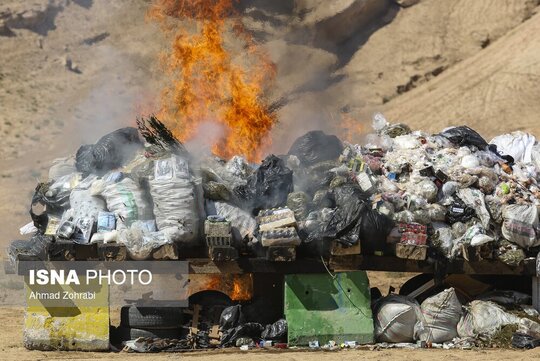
[[2, 306, 540, 360]]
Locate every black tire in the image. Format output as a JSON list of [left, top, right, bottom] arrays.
[[114, 326, 185, 342], [120, 306, 184, 329]]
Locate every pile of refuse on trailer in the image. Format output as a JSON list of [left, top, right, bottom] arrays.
[[11, 113, 540, 265], [9, 113, 540, 350]]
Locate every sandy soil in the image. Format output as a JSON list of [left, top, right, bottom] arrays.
[[1, 306, 540, 360]]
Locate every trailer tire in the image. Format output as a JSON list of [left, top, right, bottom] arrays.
[[114, 326, 185, 341], [120, 306, 184, 329]]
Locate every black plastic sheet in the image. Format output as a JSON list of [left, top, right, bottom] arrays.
[[261, 319, 287, 341], [234, 155, 293, 213], [440, 126, 488, 150], [220, 323, 264, 347], [75, 127, 142, 175], [512, 333, 540, 349], [288, 131, 343, 166]]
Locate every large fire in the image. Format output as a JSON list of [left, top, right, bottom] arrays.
[[148, 0, 277, 162]]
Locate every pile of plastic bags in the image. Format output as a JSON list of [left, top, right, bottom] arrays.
[[11, 113, 540, 266]]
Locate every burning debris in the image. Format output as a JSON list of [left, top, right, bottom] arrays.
[[148, 0, 277, 162]]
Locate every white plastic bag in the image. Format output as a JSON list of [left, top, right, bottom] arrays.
[[149, 156, 201, 243], [48, 156, 77, 180], [420, 288, 462, 343], [457, 188, 491, 229], [490, 132, 536, 163], [457, 300, 520, 338], [94, 177, 153, 227], [117, 221, 172, 260], [374, 295, 425, 343], [70, 188, 106, 221], [502, 204, 540, 248], [211, 201, 257, 239]]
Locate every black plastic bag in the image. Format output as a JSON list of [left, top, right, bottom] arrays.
[[477, 290, 532, 306], [440, 126, 488, 150], [359, 209, 394, 255], [75, 127, 142, 175], [446, 198, 476, 224], [512, 333, 540, 349], [31, 181, 70, 213], [220, 305, 244, 331], [288, 131, 343, 167], [261, 319, 287, 341], [234, 155, 293, 213], [307, 186, 369, 247], [220, 322, 264, 347]]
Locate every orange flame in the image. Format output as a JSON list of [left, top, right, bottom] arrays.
[[148, 0, 277, 162], [203, 274, 253, 301]]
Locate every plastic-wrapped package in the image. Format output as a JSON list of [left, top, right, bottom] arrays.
[[149, 168, 200, 243], [485, 195, 503, 223], [440, 126, 488, 150], [287, 191, 310, 220], [461, 154, 480, 169], [69, 187, 106, 221], [261, 319, 287, 341], [478, 176, 496, 194], [382, 123, 412, 138], [431, 222, 454, 257], [208, 201, 256, 240], [413, 209, 431, 225], [225, 156, 253, 179], [234, 155, 293, 212], [426, 204, 447, 222], [457, 188, 491, 228], [498, 240, 526, 266], [203, 181, 231, 201], [117, 221, 172, 260], [442, 181, 459, 197], [416, 179, 438, 202], [393, 134, 422, 150], [288, 131, 343, 167], [462, 224, 494, 246], [394, 210, 415, 224], [75, 127, 142, 176]]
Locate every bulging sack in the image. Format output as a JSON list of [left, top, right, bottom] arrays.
[[502, 204, 540, 248], [94, 177, 153, 227], [457, 300, 520, 338], [374, 295, 424, 343], [420, 288, 462, 343], [149, 156, 201, 243]]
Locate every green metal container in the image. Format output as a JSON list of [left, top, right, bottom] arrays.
[[284, 271, 374, 346]]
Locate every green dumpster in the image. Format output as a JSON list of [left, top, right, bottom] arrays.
[[284, 271, 374, 346]]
